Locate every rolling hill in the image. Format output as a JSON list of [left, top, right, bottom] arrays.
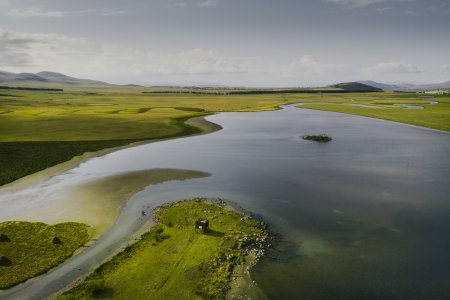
[[0, 71, 112, 87], [358, 80, 450, 91], [329, 82, 383, 92]]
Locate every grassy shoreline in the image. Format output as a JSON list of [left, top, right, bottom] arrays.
[[58, 199, 270, 300], [0, 115, 206, 187], [0, 221, 91, 289]]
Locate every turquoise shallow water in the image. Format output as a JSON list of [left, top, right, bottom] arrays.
[[2, 106, 449, 299]]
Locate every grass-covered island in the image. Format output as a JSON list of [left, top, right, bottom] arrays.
[[302, 134, 333, 142], [0, 221, 90, 289], [59, 199, 269, 300]]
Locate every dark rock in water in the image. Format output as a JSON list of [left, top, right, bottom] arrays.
[[0, 234, 10, 242], [302, 134, 332, 142], [0, 256, 12, 266], [53, 236, 63, 245]]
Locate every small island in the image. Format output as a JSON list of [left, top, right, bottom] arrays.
[[302, 134, 332, 142]]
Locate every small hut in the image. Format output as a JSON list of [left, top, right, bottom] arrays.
[[195, 219, 209, 232]]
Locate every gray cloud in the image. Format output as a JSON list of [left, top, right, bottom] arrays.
[[0, 29, 90, 68], [0, 30, 36, 66]]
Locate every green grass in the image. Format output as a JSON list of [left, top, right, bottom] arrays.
[[0, 116, 201, 186], [289, 92, 450, 131], [0, 221, 90, 289], [0, 140, 138, 186], [59, 199, 267, 300]]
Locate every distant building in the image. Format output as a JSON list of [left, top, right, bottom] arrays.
[[425, 90, 447, 95]]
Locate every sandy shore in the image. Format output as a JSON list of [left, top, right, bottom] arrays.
[[0, 115, 220, 194], [0, 116, 219, 237], [2, 169, 209, 237]]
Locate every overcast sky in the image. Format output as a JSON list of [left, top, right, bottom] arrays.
[[1, 0, 449, 86]]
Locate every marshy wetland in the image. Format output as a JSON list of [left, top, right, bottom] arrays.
[[1, 90, 450, 299]]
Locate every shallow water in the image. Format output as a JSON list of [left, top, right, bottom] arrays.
[[2, 106, 450, 299]]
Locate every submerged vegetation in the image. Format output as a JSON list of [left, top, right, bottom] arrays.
[[0, 221, 90, 289], [59, 199, 269, 300]]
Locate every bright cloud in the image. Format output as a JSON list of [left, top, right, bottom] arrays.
[[8, 7, 66, 18], [284, 55, 346, 76], [0, 28, 245, 78], [8, 7, 129, 18], [199, 0, 219, 8], [325, 0, 407, 8], [364, 62, 423, 74]]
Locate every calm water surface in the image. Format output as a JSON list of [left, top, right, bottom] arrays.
[[75, 106, 450, 299], [4, 106, 450, 299]]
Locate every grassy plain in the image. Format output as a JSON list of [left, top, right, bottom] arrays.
[[59, 199, 267, 300], [0, 221, 90, 289], [0, 87, 296, 185], [289, 92, 450, 131], [1, 88, 449, 185]]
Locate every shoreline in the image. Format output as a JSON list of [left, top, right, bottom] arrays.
[[0, 115, 221, 194], [296, 104, 450, 134]]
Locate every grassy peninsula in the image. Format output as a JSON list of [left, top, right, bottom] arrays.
[[0, 221, 90, 289], [59, 199, 269, 300]]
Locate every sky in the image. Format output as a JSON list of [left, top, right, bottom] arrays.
[[1, 0, 449, 87]]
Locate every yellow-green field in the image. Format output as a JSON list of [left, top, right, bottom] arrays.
[[0, 88, 295, 142], [1, 88, 449, 185], [288, 92, 450, 131]]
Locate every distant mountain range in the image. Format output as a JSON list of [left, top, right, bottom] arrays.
[[0, 70, 112, 87], [1, 70, 449, 91], [358, 80, 450, 91]]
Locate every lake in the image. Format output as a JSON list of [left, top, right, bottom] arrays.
[[1, 106, 450, 299]]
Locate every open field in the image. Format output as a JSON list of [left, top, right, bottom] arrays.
[[289, 92, 450, 131], [1, 88, 449, 186], [0, 221, 90, 289], [58, 199, 267, 300]]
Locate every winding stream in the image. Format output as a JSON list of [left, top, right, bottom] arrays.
[[1, 106, 450, 299]]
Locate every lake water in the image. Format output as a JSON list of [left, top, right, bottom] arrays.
[[2, 106, 450, 299]]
